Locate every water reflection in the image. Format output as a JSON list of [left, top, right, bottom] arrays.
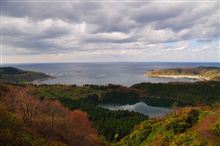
[[99, 102, 172, 117]]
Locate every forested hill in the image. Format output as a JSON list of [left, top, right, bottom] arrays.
[[1, 83, 220, 146], [146, 66, 220, 81], [117, 106, 220, 146], [131, 81, 220, 105], [0, 67, 50, 83]]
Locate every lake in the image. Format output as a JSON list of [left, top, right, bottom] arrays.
[[99, 102, 172, 117], [7, 62, 220, 86]]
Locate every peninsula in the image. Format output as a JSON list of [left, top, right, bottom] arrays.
[[0, 67, 51, 84], [145, 66, 220, 81]]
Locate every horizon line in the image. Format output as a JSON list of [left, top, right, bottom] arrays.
[[2, 61, 220, 65]]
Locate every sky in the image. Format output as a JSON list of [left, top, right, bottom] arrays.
[[1, 0, 220, 63]]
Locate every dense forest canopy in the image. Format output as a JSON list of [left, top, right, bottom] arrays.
[[132, 81, 220, 105]]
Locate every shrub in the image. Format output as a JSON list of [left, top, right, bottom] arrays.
[[212, 122, 220, 136], [165, 118, 190, 133], [164, 108, 200, 134]]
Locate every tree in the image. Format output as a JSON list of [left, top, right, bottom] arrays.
[[15, 89, 39, 127], [41, 99, 68, 128], [61, 110, 101, 146]]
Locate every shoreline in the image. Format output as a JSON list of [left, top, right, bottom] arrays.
[[145, 74, 210, 81]]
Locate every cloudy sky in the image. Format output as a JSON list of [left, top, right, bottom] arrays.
[[1, 0, 220, 63]]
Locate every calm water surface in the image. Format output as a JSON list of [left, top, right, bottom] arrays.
[[99, 102, 172, 117], [7, 62, 220, 86]]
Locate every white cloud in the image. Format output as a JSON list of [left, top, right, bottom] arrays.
[[2, 1, 219, 63]]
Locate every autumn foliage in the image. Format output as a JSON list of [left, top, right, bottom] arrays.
[[0, 84, 101, 146]]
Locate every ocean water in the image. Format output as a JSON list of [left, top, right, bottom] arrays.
[[8, 62, 220, 86], [99, 102, 172, 117]]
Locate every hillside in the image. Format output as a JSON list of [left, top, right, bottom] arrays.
[[0, 84, 148, 144], [0, 84, 220, 146], [0, 67, 50, 83], [117, 106, 220, 146], [0, 67, 220, 146], [146, 66, 220, 81], [1, 82, 220, 146], [0, 84, 101, 146]]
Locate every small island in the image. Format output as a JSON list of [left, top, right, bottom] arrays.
[[145, 66, 220, 81], [0, 67, 51, 84]]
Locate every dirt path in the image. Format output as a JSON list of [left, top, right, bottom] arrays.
[[196, 108, 220, 145]]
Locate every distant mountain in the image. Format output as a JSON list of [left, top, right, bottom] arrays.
[[145, 66, 220, 81], [0, 67, 50, 83]]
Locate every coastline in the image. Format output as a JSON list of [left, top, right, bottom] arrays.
[[145, 74, 210, 81]]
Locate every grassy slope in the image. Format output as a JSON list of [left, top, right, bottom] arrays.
[[0, 67, 50, 84]]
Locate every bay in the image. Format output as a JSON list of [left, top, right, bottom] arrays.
[[7, 62, 220, 86]]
